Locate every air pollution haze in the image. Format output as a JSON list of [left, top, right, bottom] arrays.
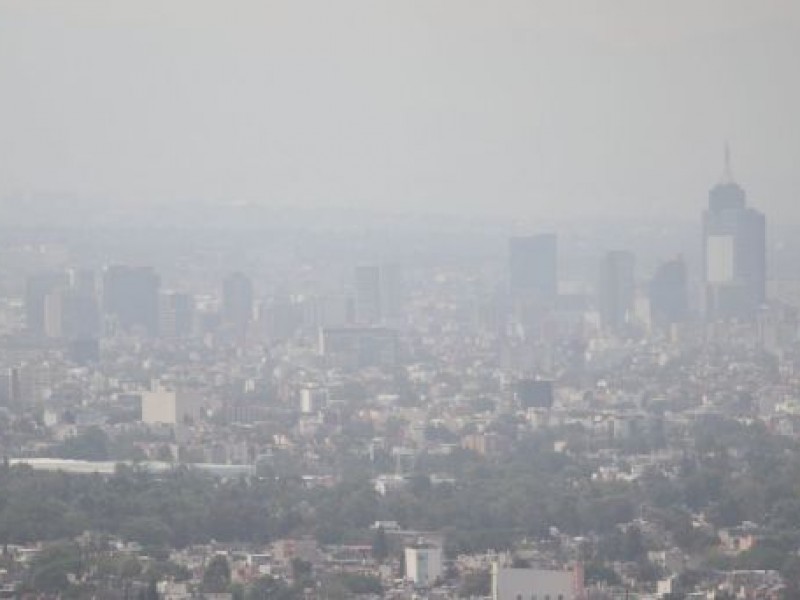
[[1, 1, 799, 221], [4, 4, 800, 600]]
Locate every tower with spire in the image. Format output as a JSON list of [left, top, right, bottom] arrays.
[[709, 143, 746, 212], [722, 142, 734, 183], [702, 145, 766, 320]]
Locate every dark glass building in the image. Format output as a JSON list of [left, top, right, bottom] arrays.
[[102, 266, 160, 335], [649, 257, 689, 327]]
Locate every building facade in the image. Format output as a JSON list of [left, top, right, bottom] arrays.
[[492, 563, 584, 600], [405, 543, 443, 587], [649, 256, 689, 327], [703, 152, 766, 320], [103, 266, 161, 336], [598, 250, 635, 331]]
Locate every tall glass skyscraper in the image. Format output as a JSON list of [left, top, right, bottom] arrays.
[[598, 250, 635, 331], [649, 256, 689, 327], [703, 149, 766, 320]]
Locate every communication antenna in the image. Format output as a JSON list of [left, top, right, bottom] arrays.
[[722, 142, 735, 183]]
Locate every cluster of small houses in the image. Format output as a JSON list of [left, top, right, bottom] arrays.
[[0, 520, 787, 599]]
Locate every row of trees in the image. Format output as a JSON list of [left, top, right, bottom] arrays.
[[4, 417, 800, 586]]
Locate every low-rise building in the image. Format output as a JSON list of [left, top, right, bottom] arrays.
[[491, 563, 584, 600]]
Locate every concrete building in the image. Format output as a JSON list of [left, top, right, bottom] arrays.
[[299, 386, 328, 414], [353, 264, 405, 324], [159, 292, 194, 339], [7, 363, 54, 405], [25, 272, 65, 336], [492, 563, 584, 600], [461, 432, 507, 456], [140, 388, 206, 425], [44, 287, 100, 340], [405, 542, 443, 587]]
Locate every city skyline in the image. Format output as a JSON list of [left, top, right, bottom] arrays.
[[1, 4, 800, 598], [1, 1, 799, 221]]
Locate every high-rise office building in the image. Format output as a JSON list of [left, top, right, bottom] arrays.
[[6, 363, 53, 406], [6, 367, 21, 406], [62, 289, 101, 339], [509, 234, 557, 301], [64, 269, 100, 342], [222, 272, 254, 331], [354, 264, 404, 324], [598, 250, 635, 330], [703, 148, 766, 320], [649, 257, 689, 327], [102, 266, 160, 335], [29, 269, 100, 340], [159, 292, 195, 339], [66, 268, 96, 296], [25, 272, 65, 335]]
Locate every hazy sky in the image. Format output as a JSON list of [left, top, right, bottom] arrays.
[[1, 1, 799, 221]]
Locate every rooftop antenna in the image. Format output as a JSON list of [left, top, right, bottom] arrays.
[[722, 141, 735, 183]]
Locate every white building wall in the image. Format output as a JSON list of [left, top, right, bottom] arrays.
[[141, 390, 177, 424], [492, 565, 579, 600], [300, 387, 327, 414], [405, 546, 443, 587], [707, 235, 735, 283]]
